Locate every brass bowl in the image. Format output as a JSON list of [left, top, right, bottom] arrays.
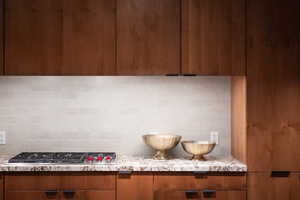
[[181, 141, 216, 160], [143, 134, 181, 160]]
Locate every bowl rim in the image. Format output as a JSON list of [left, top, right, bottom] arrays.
[[181, 140, 216, 145], [143, 134, 182, 138]]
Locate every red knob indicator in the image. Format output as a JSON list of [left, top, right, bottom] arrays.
[[87, 156, 94, 161], [96, 156, 103, 161]]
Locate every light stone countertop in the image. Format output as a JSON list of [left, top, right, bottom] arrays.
[[0, 154, 247, 172]]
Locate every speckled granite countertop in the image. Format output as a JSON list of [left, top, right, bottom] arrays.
[[0, 154, 247, 172]]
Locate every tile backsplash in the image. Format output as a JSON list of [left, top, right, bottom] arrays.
[[0, 76, 231, 157]]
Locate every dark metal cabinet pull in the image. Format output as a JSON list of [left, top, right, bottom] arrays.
[[63, 190, 76, 198], [203, 189, 216, 198], [45, 190, 58, 196], [63, 190, 76, 194], [271, 171, 290, 178], [185, 190, 199, 198]]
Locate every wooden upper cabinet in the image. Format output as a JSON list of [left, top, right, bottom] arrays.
[[5, 0, 116, 75], [247, 0, 300, 171], [62, 0, 116, 75], [5, 0, 63, 75], [0, 0, 3, 75], [117, 0, 181, 75], [182, 0, 245, 75]]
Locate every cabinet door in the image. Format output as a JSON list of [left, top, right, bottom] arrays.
[[182, 0, 245, 75], [5, 0, 62, 75], [248, 173, 294, 200], [62, 0, 116, 75], [0, 176, 3, 200], [291, 173, 300, 200], [117, 0, 180, 75], [60, 191, 115, 200], [247, 0, 300, 171], [117, 174, 153, 200], [6, 191, 60, 200]]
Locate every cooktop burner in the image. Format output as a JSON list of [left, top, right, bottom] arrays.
[[8, 152, 116, 164]]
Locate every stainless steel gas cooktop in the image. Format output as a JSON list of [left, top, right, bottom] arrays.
[[8, 152, 116, 164]]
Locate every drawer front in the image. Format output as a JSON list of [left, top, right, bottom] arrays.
[[154, 190, 246, 200], [60, 191, 115, 200], [60, 174, 116, 190], [154, 175, 246, 190], [5, 175, 60, 191], [5, 174, 115, 191], [6, 191, 60, 200]]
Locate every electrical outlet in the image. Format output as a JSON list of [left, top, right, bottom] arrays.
[[210, 131, 219, 144], [0, 131, 6, 145]]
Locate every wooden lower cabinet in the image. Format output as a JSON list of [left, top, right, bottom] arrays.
[[154, 174, 246, 200], [60, 191, 115, 200], [6, 191, 115, 200], [6, 191, 60, 200], [248, 173, 300, 200], [0, 176, 3, 200], [155, 190, 246, 200], [5, 174, 116, 200], [117, 174, 153, 200]]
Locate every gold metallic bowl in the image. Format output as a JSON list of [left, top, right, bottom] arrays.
[[181, 141, 216, 160], [143, 134, 181, 160]]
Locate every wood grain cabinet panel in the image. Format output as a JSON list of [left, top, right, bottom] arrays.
[[5, 0, 116, 75], [117, 0, 180, 75], [182, 0, 245, 75], [0, 176, 3, 200], [60, 174, 115, 190], [117, 174, 153, 200], [5, 175, 61, 191], [62, 0, 116, 75], [0, 0, 3, 75], [5, 0, 63, 75], [154, 174, 246, 191], [247, 0, 300, 171], [60, 191, 115, 200], [155, 190, 246, 200], [6, 191, 60, 200], [248, 173, 300, 200]]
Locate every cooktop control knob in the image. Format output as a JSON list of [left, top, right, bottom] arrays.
[[105, 156, 112, 162], [96, 156, 103, 161], [87, 156, 94, 162]]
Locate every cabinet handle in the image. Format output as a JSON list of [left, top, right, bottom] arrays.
[[203, 189, 216, 198], [118, 171, 133, 178], [193, 171, 208, 178], [63, 190, 76, 197], [45, 190, 58, 196], [271, 171, 290, 178], [185, 190, 198, 196]]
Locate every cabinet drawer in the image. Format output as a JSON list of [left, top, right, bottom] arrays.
[[5, 175, 60, 190], [60, 174, 115, 190], [154, 174, 246, 190], [60, 191, 115, 200], [155, 190, 246, 200], [5, 174, 116, 190], [6, 191, 60, 200]]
